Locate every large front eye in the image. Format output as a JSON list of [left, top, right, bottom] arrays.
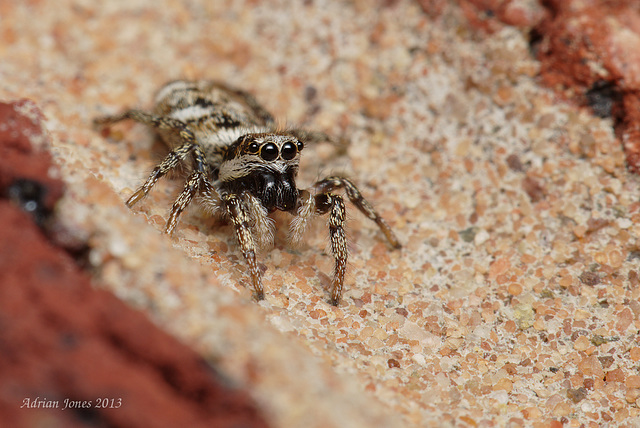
[[281, 142, 297, 160], [260, 143, 279, 161]]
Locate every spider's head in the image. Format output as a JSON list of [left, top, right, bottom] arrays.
[[220, 133, 305, 212]]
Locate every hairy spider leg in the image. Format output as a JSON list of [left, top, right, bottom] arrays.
[[313, 193, 347, 306], [94, 110, 210, 234], [223, 193, 264, 301], [244, 193, 275, 250], [314, 176, 402, 249], [287, 129, 346, 149], [293, 176, 401, 305]]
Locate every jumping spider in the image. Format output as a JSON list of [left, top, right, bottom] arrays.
[[94, 80, 400, 305]]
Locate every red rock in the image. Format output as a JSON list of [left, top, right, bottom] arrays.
[[0, 100, 64, 213], [448, 1, 640, 173], [447, 0, 547, 33], [0, 100, 270, 428], [536, 2, 640, 172], [502, 0, 547, 28]]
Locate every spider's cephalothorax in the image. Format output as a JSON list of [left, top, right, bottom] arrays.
[[219, 133, 303, 212], [94, 80, 400, 306]]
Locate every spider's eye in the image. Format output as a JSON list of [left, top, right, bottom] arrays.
[[248, 142, 260, 154], [296, 141, 304, 152], [281, 142, 297, 160], [260, 143, 279, 161]]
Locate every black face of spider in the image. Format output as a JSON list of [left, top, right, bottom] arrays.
[[247, 167, 298, 211], [220, 133, 305, 211]]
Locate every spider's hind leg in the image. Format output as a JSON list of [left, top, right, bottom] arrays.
[[164, 146, 212, 234], [95, 110, 208, 234]]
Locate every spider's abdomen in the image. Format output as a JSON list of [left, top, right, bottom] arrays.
[[154, 80, 272, 128], [152, 80, 275, 155]]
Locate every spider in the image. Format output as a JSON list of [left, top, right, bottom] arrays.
[[94, 80, 401, 305]]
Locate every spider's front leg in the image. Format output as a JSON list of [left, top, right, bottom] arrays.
[[296, 176, 401, 306], [223, 193, 264, 301], [315, 176, 401, 249], [312, 192, 348, 306]]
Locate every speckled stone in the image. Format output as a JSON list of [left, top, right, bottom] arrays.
[[3, 0, 640, 426]]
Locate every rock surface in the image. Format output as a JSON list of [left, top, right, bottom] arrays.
[[0, 101, 270, 428], [455, 0, 640, 173], [3, 1, 640, 426]]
